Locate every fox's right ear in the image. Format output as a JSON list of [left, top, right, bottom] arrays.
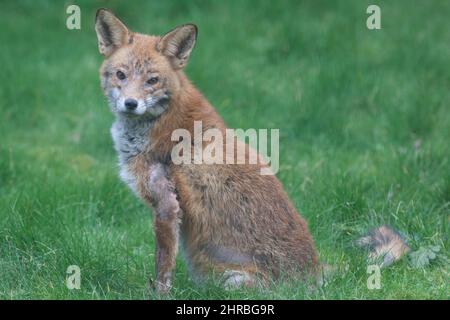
[[95, 9, 130, 56]]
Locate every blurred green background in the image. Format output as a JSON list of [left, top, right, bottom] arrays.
[[0, 0, 448, 299]]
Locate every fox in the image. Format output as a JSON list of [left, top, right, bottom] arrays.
[[95, 9, 410, 294]]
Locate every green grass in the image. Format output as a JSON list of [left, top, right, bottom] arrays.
[[0, 0, 449, 299]]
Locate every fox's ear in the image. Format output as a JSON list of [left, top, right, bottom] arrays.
[[95, 9, 130, 56], [157, 24, 197, 69]]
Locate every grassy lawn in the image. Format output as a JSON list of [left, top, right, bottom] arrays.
[[0, 0, 448, 299]]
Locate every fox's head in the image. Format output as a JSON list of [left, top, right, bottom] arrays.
[[95, 9, 197, 118]]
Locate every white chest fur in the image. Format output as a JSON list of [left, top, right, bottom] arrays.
[[110, 117, 154, 194]]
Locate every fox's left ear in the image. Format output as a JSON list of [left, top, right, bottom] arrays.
[[157, 24, 198, 69]]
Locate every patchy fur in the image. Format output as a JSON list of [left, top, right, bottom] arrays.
[[96, 9, 319, 293]]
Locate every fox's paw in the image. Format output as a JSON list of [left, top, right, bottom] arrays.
[[155, 280, 172, 295], [149, 277, 172, 296], [222, 270, 256, 290]]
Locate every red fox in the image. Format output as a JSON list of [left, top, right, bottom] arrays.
[[95, 9, 410, 294]]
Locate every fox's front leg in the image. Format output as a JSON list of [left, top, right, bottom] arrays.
[[147, 163, 181, 294]]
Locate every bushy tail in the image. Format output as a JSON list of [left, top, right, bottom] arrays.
[[356, 225, 410, 268]]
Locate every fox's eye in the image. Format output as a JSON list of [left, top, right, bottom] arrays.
[[147, 77, 159, 85], [116, 71, 126, 80]]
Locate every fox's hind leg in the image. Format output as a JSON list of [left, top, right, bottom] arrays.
[[147, 163, 181, 294], [184, 245, 266, 290]]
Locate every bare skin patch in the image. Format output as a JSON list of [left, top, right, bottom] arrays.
[[204, 244, 254, 266], [148, 163, 180, 219]]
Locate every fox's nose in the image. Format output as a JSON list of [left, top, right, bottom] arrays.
[[124, 98, 138, 110]]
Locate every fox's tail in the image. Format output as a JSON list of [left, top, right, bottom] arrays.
[[356, 225, 410, 268], [318, 225, 410, 286]]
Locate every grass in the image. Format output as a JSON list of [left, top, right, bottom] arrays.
[[0, 0, 449, 299]]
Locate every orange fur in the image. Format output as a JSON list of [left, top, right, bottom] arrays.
[[96, 9, 318, 293]]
